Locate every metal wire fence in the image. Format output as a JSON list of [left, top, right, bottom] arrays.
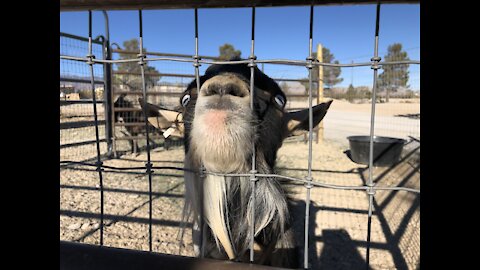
[[60, 32, 109, 162], [107, 60, 419, 154], [60, 2, 420, 269]]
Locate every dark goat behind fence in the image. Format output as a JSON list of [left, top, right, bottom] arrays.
[[113, 94, 160, 154]]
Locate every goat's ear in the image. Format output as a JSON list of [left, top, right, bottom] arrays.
[[138, 97, 184, 137], [138, 97, 161, 117], [283, 100, 333, 137], [147, 110, 184, 137]]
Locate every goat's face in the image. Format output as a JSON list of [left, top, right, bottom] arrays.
[[181, 63, 332, 173], [187, 72, 255, 172]]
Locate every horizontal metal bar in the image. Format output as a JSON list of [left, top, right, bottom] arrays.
[[61, 55, 141, 63], [60, 138, 106, 149], [203, 171, 421, 194], [114, 135, 166, 140], [60, 161, 146, 170], [113, 70, 195, 78], [113, 91, 183, 96], [60, 120, 106, 130], [60, 77, 104, 85], [112, 49, 220, 60], [113, 71, 309, 83], [60, 99, 105, 105], [274, 78, 310, 83], [205, 171, 368, 191], [113, 92, 318, 98], [60, 31, 103, 44], [57, 161, 420, 194], [60, 0, 420, 11], [60, 161, 191, 172], [376, 60, 420, 66], [285, 94, 319, 98], [60, 55, 420, 67], [115, 122, 146, 127], [113, 107, 143, 112], [60, 241, 288, 270]]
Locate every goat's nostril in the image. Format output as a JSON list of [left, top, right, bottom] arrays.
[[205, 83, 244, 97]]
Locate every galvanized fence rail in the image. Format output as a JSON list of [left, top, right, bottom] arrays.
[[60, 2, 420, 269]]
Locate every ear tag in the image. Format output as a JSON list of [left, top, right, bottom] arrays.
[[163, 127, 175, 138]]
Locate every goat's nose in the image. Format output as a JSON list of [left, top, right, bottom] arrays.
[[204, 83, 245, 97]]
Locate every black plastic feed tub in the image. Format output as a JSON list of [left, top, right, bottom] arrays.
[[347, 135, 406, 167]]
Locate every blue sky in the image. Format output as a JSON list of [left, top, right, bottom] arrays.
[[60, 3, 420, 90]]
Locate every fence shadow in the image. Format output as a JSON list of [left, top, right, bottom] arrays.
[[288, 198, 369, 269], [278, 143, 420, 269], [61, 181, 186, 243], [395, 113, 420, 119], [60, 184, 184, 198], [60, 143, 419, 269], [318, 229, 367, 270], [357, 162, 420, 269]]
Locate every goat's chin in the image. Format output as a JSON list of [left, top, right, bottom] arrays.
[[189, 109, 254, 173]]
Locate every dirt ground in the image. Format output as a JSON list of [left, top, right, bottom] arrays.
[[60, 97, 420, 269], [60, 135, 420, 269], [326, 98, 419, 117]]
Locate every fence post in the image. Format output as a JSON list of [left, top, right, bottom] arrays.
[[102, 11, 114, 158], [316, 43, 324, 143]]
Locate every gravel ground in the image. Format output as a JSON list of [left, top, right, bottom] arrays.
[[60, 137, 420, 269], [60, 98, 420, 269]]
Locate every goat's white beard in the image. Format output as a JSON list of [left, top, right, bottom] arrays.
[[202, 174, 237, 259], [192, 174, 282, 260], [184, 154, 287, 261], [185, 107, 288, 261], [197, 172, 287, 261], [186, 109, 254, 259], [189, 110, 254, 173]]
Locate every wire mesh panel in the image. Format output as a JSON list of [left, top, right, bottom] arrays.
[[60, 3, 420, 269], [60, 33, 108, 162]]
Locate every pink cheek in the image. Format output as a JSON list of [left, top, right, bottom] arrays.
[[202, 110, 228, 132]]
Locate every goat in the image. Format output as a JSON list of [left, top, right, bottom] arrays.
[[113, 94, 159, 154], [178, 62, 332, 268]]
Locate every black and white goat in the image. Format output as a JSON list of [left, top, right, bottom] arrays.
[[178, 63, 332, 268]]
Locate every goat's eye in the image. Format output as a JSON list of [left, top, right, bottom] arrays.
[[181, 94, 191, 107], [274, 95, 286, 108]]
